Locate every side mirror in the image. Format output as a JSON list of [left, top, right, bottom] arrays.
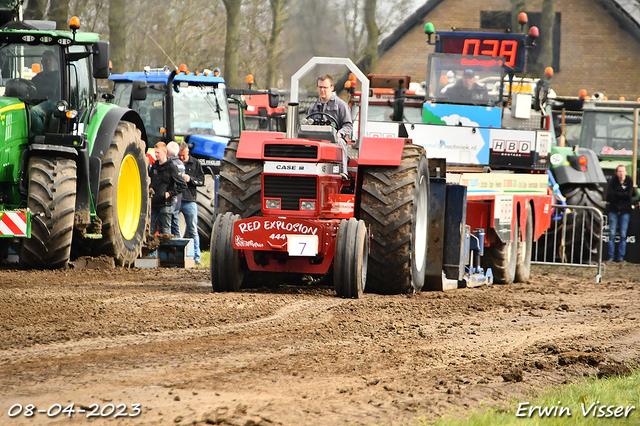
[[92, 41, 110, 79], [268, 88, 279, 109], [129, 80, 148, 107]]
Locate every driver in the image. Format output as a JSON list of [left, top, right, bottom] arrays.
[[307, 74, 353, 176], [446, 69, 488, 102], [30, 50, 61, 134], [31, 50, 60, 101]]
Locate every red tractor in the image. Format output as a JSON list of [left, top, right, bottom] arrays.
[[210, 57, 435, 297]]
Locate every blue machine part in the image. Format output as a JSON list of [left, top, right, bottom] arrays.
[[109, 71, 225, 86], [423, 103, 502, 128], [408, 124, 492, 165], [189, 134, 229, 160]]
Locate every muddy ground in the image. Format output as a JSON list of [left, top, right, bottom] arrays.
[[0, 261, 638, 426]]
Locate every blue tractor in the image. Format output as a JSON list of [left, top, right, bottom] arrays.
[[108, 66, 279, 247]]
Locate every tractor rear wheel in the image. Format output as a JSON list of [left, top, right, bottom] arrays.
[[334, 218, 368, 298], [559, 183, 605, 262], [210, 212, 243, 292], [360, 144, 429, 294], [537, 183, 605, 262], [93, 121, 150, 266], [483, 218, 519, 284], [515, 209, 533, 282], [21, 157, 77, 269], [196, 174, 216, 250], [215, 140, 263, 218]]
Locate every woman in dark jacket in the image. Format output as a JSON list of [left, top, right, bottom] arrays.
[[606, 165, 638, 262]]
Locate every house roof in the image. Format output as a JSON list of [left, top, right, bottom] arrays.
[[377, 0, 640, 55]]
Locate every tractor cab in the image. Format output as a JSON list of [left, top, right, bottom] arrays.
[[425, 53, 504, 107], [110, 66, 233, 148], [0, 30, 108, 136]]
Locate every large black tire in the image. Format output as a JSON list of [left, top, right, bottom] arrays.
[[483, 218, 518, 284], [334, 218, 368, 298], [360, 144, 429, 294], [93, 121, 150, 266], [215, 140, 263, 218], [21, 157, 77, 269], [196, 174, 216, 250], [515, 208, 533, 283], [210, 212, 243, 292], [538, 184, 605, 262], [560, 183, 605, 262]]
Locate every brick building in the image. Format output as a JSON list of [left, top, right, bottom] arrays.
[[377, 0, 640, 99]]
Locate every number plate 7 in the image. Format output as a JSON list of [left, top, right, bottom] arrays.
[[287, 235, 319, 256]]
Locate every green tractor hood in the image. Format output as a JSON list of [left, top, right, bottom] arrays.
[[0, 97, 29, 205]]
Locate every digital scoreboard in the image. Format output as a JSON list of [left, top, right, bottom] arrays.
[[435, 31, 527, 73]]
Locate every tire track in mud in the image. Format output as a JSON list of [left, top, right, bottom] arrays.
[[0, 298, 347, 364]]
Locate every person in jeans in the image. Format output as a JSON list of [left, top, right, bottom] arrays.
[[606, 164, 638, 262], [167, 141, 185, 236], [149, 142, 187, 234], [177, 142, 205, 264]]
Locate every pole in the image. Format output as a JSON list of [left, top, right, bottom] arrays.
[[633, 108, 638, 185]]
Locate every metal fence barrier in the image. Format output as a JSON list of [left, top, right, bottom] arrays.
[[532, 204, 605, 282]]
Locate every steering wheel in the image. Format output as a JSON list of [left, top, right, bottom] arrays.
[[7, 78, 38, 99], [305, 112, 339, 129]]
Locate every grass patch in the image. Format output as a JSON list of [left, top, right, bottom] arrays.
[[422, 369, 640, 426], [198, 250, 209, 268]]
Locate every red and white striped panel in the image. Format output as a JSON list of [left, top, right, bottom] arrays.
[[0, 212, 28, 237]]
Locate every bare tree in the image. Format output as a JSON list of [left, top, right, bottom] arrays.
[[49, 0, 69, 30], [70, 0, 109, 34], [534, 0, 556, 77], [510, 0, 526, 34], [109, 0, 125, 74], [265, 0, 291, 88], [222, 0, 242, 88], [24, 0, 47, 20], [362, 0, 378, 75]]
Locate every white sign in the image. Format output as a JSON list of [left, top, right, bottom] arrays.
[[287, 234, 319, 256], [263, 161, 339, 176]]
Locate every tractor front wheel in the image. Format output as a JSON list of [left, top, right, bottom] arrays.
[[334, 218, 368, 298], [21, 157, 77, 269], [483, 218, 519, 284], [210, 212, 244, 292], [515, 209, 533, 282]]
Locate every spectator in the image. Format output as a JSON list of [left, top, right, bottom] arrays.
[[307, 74, 352, 176], [149, 142, 187, 235], [167, 141, 185, 236], [178, 142, 205, 265], [605, 164, 638, 262]]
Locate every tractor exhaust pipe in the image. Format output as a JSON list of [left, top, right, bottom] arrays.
[[286, 102, 299, 138]]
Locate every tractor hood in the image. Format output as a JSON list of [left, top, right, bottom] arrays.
[[0, 97, 29, 183], [189, 134, 229, 161]]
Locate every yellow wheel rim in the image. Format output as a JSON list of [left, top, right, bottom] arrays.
[[117, 154, 142, 240]]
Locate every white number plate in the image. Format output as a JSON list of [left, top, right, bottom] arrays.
[[287, 235, 318, 256]]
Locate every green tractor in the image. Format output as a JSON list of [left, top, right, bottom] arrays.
[[0, 2, 150, 268]]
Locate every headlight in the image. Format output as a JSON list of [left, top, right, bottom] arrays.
[[265, 199, 280, 209], [300, 201, 316, 210]]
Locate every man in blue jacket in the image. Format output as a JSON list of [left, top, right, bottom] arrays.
[[178, 141, 205, 264]]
